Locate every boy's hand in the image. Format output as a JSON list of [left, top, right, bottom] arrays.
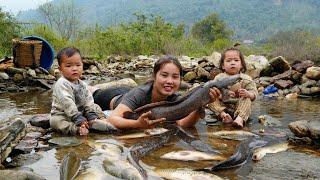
[[136, 111, 165, 129], [79, 124, 89, 136], [80, 120, 89, 129]]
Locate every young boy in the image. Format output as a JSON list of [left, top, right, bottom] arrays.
[[50, 47, 117, 135]]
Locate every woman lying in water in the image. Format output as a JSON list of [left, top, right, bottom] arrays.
[[91, 55, 219, 129]]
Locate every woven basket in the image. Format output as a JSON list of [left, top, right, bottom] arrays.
[[12, 39, 43, 68]]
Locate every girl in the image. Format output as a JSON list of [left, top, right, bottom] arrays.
[[208, 47, 258, 128], [106, 55, 217, 129]]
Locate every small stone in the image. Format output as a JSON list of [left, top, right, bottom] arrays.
[[259, 129, 265, 133]]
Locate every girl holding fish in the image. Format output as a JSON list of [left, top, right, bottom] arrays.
[[208, 47, 258, 128], [103, 55, 218, 129]]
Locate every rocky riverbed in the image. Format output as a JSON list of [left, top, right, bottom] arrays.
[[0, 53, 320, 179]]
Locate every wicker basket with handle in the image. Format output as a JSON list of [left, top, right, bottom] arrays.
[[12, 39, 43, 68]]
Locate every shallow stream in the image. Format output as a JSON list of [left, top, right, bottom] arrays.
[[0, 89, 320, 179]]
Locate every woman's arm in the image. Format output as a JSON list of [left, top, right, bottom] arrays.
[[108, 104, 164, 129], [176, 110, 202, 127]]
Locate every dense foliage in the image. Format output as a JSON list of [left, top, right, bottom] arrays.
[[17, 0, 320, 41], [0, 8, 20, 56], [1, 0, 320, 64]]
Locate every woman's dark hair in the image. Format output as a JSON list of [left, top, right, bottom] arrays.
[[219, 47, 247, 73], [56, 47, 81, 66], [153, 55, 183, 77]]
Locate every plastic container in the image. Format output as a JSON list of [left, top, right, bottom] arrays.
[[23, 36, 55, 70], [263, 84, 278, 95]]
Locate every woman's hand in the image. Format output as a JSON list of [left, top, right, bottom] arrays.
[[136, 111, 165, 129], [209, 87, 221, 103]]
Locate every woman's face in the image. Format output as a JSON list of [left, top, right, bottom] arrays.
[[153, 62, 181, 98]]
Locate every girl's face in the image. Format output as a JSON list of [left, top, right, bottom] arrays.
[[59, 53, 83, 83], [222, 50, 243, 75], [153, 62, 181, 98]]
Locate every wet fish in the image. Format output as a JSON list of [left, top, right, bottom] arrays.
[[128, 128, 175, 179], [160, 150, 226, 162], [124, 74, 241, 122], [74, 168, 105, 180], [155, 168, 224, 180], [91, 140, 144, 180], [207, 130, 259, 141], [103, 157, 143, 180], [174, 125, 220, 154], [252, 142, 292, 161], [48, 137, 82, 147], [201, 138, 267, 171], [60, 152, 81, 180], [116, 128, 168, 139]]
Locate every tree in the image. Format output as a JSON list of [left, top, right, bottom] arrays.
[[0, 8, 20, 56], [38, 0, 81, 40], [191, 13, 232, 44]]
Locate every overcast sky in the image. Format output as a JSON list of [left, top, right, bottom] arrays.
[[0, 0, 50, 14]]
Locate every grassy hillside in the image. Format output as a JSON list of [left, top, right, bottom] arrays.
[[17, 0, 320, 41]]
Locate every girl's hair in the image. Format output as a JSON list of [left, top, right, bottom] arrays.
[[219, 47, 247, 73], [153, 55, 183, 77], [56, 47, 81, 66]]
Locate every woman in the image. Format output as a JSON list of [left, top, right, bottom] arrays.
[[103, 55, 218, 129]]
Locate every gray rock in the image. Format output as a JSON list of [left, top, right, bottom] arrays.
[[269, 56, 291, 73], [306, 66, 320, 80], [288, 120, 320, 140], [29, 114, 50, 129], [183, 71, 197, 82], [0, 169, 45, 180], [0, 119, 26, 163], [4, 153, 43, 168], [48, 137, 82, 147], [0, 72, 9, 80]]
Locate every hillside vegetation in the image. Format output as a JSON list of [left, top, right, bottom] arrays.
[[1, 0, 320, 64], [17, 0, 320, 41]]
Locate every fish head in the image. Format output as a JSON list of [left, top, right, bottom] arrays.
[[252, 148, 266, 161]]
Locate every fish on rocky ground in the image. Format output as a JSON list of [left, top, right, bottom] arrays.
[[124, 74, 241, 122], [0, 170, 45, 180], [200, 138, 267, 171], [155, 168, 224, 180], [116, 128, 168, 139], [60, 152, 81, 180], [252, 142, 293, 161], [207, 130, 259, 141], [48, 137, 82, 147], [160, 150, 226, 162]]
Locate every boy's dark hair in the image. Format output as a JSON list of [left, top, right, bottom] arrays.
[[56, 47, 81, 66], [153, 55, 183, 77], [219, 47, 247, 73]]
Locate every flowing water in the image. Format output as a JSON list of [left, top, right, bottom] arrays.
[[1, 90, 320, 179]]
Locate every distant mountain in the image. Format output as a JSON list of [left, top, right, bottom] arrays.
[[17, 0, 320, 41]]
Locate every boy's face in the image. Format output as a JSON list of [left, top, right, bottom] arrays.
[[59, 53, 83, 83]]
